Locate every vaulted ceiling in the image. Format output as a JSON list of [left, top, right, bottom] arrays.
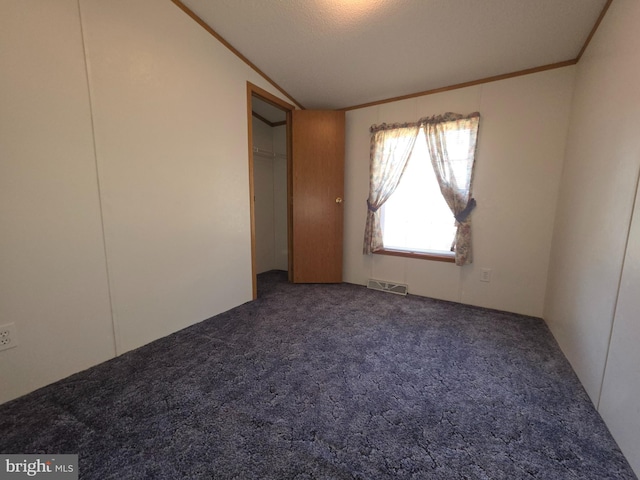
[[178, 0, 609, 110]]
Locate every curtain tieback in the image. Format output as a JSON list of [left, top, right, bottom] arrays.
[[455, 198, 476, 223], [366, 199, 379, 212]]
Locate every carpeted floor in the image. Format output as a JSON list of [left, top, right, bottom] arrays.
[[0, 271, 636, 479]]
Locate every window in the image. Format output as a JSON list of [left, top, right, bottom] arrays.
[[381, 126, 474, 257], [363, 113, 480, 265]]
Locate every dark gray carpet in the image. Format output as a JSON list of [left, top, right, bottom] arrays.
[[0, 271, 636, 479]]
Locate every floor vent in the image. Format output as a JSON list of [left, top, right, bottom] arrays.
[[367, 279, 408, 296]]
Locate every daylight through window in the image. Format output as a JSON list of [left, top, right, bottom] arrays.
[[382, 127, 473, 255]]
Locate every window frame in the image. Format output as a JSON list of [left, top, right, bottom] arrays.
[[373, 248, 455, 263]]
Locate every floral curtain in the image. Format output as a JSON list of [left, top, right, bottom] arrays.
[[362, 123, 420, 254], [422, 112, 480, 265]]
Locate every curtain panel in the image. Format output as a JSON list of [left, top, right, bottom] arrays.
[[422, 112, 480, 265], [362, 123, 420, 254]]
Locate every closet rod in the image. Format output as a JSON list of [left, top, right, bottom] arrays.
[[252, 146, 286, 159]]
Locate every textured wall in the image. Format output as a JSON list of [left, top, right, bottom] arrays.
[[0, 0, 115, 404], [545, 0, 640, 403], [544, 0, 640, 474], [0, 0, 291, 403], [343, 67, 575, 317]]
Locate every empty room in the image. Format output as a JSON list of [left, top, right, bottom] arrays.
[[1, 0, 639, 478]]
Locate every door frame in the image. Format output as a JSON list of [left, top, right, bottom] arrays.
[[246, 82, 295, 299]]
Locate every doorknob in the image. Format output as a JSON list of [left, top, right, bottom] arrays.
[[335, 197, 343, 204]]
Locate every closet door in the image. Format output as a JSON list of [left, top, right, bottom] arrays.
[[599, 176, 640, 474], [291, 110, 345, 283]]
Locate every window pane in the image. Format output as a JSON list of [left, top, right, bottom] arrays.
[[381, 129, 456, 254], [445, 128, 473, 191]]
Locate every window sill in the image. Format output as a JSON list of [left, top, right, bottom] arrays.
[[373, 248, 455, 263]]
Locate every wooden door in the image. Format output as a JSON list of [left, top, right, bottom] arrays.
[[291, 110, 345, 283]]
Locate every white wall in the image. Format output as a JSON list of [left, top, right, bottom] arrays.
[[0, 0, 292, 403], [344, 67, 575, 317], [252, 119, 288, 274], [544, 0, 640, 474], [599, 177, 640, 475], [0, 0, 115, 404], [253, 118, 276, 273]]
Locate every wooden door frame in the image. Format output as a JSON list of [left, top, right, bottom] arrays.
[[246, 82, 295, 299]]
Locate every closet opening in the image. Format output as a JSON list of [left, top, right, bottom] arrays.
[[247, 83, 294, 299]]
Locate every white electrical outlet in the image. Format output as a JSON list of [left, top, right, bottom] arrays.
[[480, 268, 492, 283], [0, 323, 18, 351]]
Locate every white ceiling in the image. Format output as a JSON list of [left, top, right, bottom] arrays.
[[180, 0, 608, 110]]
